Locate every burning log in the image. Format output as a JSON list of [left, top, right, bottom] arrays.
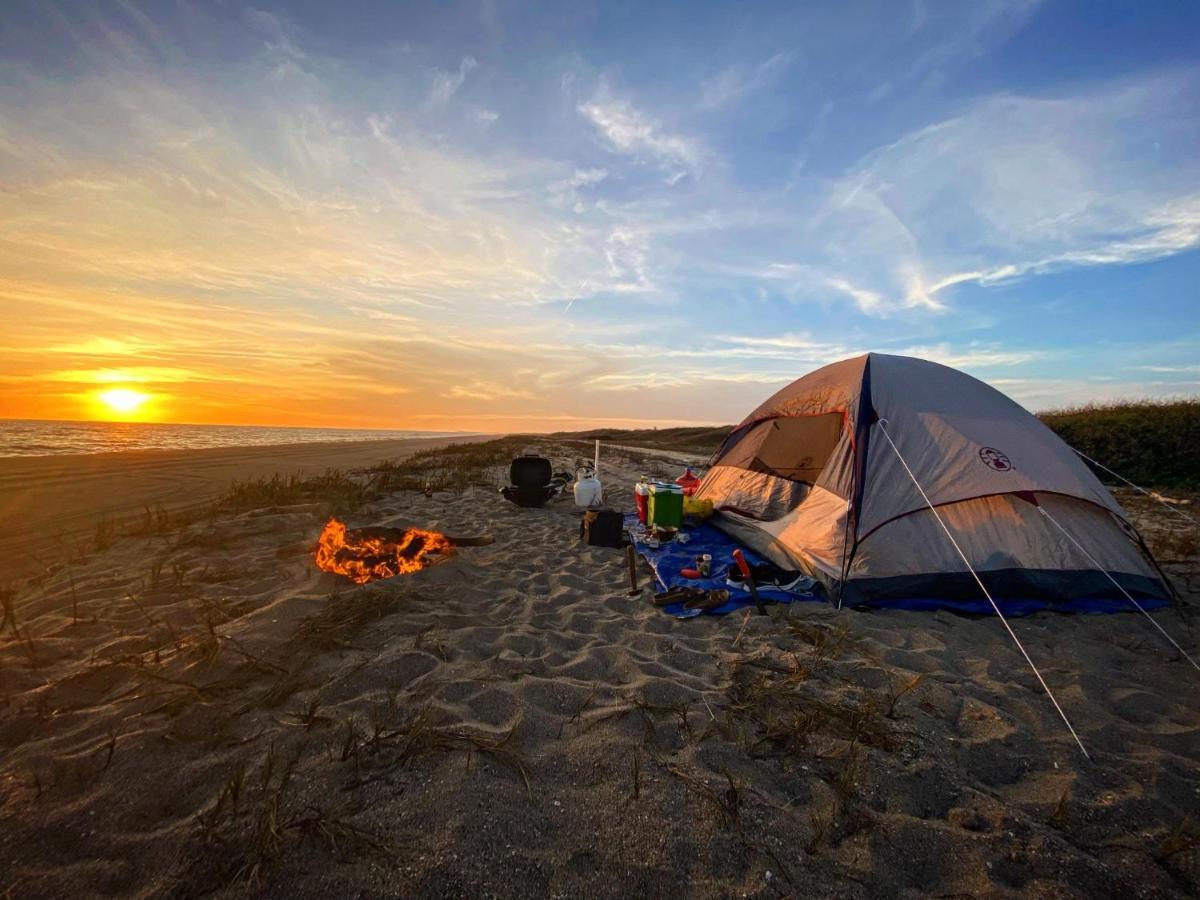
[[315, 518, 457, 584]]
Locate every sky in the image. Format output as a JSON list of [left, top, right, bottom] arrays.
[[0, 0, 1197, 432]]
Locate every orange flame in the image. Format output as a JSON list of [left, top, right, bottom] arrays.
[[315, 518, 454, 584]]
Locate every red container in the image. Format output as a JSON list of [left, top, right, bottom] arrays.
[[634, 478, 650, 524], [675, 467, 701, 497]]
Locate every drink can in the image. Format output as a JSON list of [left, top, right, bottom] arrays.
[[699, 554, 712, 577]]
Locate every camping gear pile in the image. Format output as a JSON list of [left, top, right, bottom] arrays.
[[627, 511, 817, 618]]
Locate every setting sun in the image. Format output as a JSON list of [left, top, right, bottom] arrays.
[[96, 387, 151, 417]]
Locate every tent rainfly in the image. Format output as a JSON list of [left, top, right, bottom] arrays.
[[697, 353, 1174, 615]]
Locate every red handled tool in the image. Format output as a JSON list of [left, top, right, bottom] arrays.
[[731, 549, 766, 616]]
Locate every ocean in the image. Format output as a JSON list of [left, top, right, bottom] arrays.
[[0, 419, 466, 457]]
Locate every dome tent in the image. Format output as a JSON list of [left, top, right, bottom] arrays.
[[696, 353, 1173, 613]]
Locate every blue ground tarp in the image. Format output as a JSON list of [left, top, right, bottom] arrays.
[[627, 515, 820, 618], [628, 516, 1170, 618], [854, 595, 1170, 615]]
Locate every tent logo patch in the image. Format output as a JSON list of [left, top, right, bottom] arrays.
[[979, 447, 1013, 472]]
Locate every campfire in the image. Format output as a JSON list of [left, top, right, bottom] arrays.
[[315, 518, 455, 584]]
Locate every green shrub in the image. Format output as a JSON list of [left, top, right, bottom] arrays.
[[1038, 399, 1199, 488]]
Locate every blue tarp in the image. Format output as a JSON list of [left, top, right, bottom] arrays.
[[854, 595, 1171, 615], [628, 515, 1171, 618], [627, 515, 820, 618]]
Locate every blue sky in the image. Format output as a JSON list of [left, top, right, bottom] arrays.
[[0, 0, 1197, 429]]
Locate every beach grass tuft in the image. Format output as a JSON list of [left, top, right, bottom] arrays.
[[93, 515, 118, 552], [294, 589, 405, 653], [369, 437, 530, 492], [1157, 815, 1200, 862], [219, 469, 370, 513]]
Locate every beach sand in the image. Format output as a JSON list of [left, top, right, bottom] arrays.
[[0, 439, 1197, 898], [0, 436, 492, 582]]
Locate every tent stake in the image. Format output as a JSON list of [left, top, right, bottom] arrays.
[[876, 419, 1091, 761], [1037, 505, 1199, 672], [626, 544, 642, 597]]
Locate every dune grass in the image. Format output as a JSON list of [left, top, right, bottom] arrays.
[[551, 425, 733, 455], [218, 469, 371, 513], [368, 436, 534, 492]]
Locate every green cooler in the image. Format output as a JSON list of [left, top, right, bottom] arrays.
[[647, 482, 684, 529]]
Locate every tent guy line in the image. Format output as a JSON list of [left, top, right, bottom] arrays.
[[1037, 504, 1200, 673], [876, 418, 1092, 761], [1072, 448, 1200, 528]]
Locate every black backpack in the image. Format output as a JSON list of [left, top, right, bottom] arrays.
[[510, 456, 552, 488], [579, 509, 625, 548]]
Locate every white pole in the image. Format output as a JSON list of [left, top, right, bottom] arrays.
[[594, 439, 600, 474], [1037, 505, 1199, 672], [876, 419, 1091, 760]]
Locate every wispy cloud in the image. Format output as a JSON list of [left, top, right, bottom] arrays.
[[577, 86, 703, 180], [1132, 364, 1200, 374], [428, 56, 477, 105], [804, 70, 1200, 310], [700, 52, 794, 109]]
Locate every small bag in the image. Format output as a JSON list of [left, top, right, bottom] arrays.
[[579, 509, 625, 548]]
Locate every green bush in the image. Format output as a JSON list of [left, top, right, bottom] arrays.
[[1038, 399, 1199, 489]]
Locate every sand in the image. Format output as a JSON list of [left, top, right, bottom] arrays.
[[0, 439, 1197, 899], [0, 436, 493, 582]]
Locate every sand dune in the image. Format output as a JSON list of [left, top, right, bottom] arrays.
[[0, 440, 1197, 898]]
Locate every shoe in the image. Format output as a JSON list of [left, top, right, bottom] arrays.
[[726, 562, 805, 589], [682, 589, 730, 611]]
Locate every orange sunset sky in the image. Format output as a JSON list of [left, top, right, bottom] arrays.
[[2, 3, 1197, 433]]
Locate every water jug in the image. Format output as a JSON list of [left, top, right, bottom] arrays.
[[675, 467, 701, 497], [574, 467, 603, 507]]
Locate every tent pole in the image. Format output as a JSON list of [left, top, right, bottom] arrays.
[[1037, 505, 1199, 672], [876, 419, 1091, 761], [836, 498, 853, 611], [1070, 447, 1199, 528]]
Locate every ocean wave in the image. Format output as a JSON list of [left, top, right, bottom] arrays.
[[0, 420, 464, 457]]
